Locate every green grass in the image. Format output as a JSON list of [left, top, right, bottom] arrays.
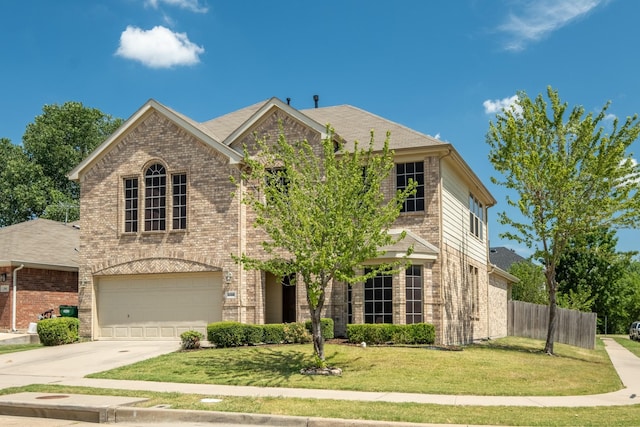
[[4, 337, 638, 426], [88, 336, 620, 396], [6, 383, 640, 427], [0, 343, 42, 354]]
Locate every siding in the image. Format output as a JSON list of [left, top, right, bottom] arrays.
[[441, 161, 487, 265]]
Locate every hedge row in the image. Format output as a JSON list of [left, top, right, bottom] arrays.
[[37, 317, 80, 346], [207, 318, 334, 348], [346, 323, 435, 345]]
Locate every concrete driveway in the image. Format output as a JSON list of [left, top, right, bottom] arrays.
[[0, 340, 179, 389]]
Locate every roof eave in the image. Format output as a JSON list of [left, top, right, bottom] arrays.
[[0, 260, 78, 272]]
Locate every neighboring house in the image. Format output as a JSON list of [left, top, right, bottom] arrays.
[[69, 97, 509, 344], [489, 247, 527, 272], [0, 219, 79, 331]]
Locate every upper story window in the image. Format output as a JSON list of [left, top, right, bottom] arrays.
[[469, 193, 483, 240], [123, 164, 187, 234], [145, 164, 166, 231], [396, 162, 425, 212], [172, 173, 187, 230], [124, 178, 138, 233]]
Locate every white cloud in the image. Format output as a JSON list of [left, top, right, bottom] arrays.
[[497, 0, 607, 51], [145, 0, 208, 13], [483, 95, 520, 115], [115, 26, 205, 68]]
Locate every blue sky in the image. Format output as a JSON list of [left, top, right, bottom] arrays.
[[1, 0, 639, 256]]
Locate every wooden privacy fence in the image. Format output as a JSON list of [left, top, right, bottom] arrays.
[[508, 300, 596, 350]]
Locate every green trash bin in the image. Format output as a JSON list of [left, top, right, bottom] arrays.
[[59, 305, 78, 318]]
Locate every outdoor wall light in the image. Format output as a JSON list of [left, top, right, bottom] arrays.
[[0, 273, 6, 282], [225, 271, 233, 284]]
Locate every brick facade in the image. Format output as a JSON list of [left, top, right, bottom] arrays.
[[72, 99, 506, 344], [0, 266, 78, 331]]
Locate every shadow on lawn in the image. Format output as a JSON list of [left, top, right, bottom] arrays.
[[190, 346, 346, 387], [473, 339, 607, 365]]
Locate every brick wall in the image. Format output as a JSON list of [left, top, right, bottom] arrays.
[[0, 267, 78, 331]]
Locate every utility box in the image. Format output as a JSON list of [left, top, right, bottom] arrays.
[[59, 305, 78, 318]]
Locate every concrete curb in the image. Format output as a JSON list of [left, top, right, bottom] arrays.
[[113, 406, 457, 426]]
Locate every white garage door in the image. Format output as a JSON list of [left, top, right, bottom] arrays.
[[96, 272, 222, 340]]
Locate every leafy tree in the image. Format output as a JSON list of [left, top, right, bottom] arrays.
[[487, 86, 640, 354], [556, 227, 635, 333], [509, 261, 548, 305], [0, 138, 50, 226], [618, 261, 640, 326], [0, 102, 122, 226], [233, 128, 415, 361], [22, 101, 123, 202]]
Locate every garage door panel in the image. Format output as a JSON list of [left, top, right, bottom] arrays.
[[96, 272, 222, 340]]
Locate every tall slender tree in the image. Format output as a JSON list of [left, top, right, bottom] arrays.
[[487, 86, 640, 354], [233, 128, 415, 362]]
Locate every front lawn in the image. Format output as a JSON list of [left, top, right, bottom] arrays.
[[88, 336, 620, 396]]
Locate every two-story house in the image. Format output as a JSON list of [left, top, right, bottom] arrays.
[[69, 97, 510, 345]]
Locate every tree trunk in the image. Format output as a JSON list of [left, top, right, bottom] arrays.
[[308, 281, 327, 361], [544, 269, 557, 355], [311, 304, 325, 361]]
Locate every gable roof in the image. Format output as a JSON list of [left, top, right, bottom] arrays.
[[489, 247, 527, 272], [68, 97, 495, 206], [68, 99, 244, 181], [379, 229, 439, 261], [0, 219, 79, 270]]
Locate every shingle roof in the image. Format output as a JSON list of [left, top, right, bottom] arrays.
[[199, 100, 446, 152], [0, 219, 79, 269], [489, 247, 526, 272], [301, 105, 445, 151], [380, 229, 439, 260], [200, 100, 267, 143]]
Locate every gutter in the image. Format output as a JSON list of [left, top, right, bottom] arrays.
[[12, 264, 24, 332]]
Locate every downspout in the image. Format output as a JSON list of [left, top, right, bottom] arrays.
[[12, 264, 24, 332]]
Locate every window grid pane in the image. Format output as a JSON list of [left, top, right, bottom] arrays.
[[145, 164, 166, 231], [469, 193, 484, 240], [397, 162, 425, 212], [172, 174, 187, 230], [364, 268, 393, 324], [124, 178, 138, 233], [405, 265, 423, 324]]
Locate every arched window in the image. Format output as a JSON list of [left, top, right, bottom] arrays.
[[145, 163, 166, 231]]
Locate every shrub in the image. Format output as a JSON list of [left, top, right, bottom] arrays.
[[262, 324, 285, 344], [37, 317, 79, 346], [208, 321, 245, 348], [283, 322, 311, 343], [409, 323, 435, 344], [347, 323, 435, 345], [180, 330, 204, 350], [304, 318, 335, 339], [243, 324, 264, 345]]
